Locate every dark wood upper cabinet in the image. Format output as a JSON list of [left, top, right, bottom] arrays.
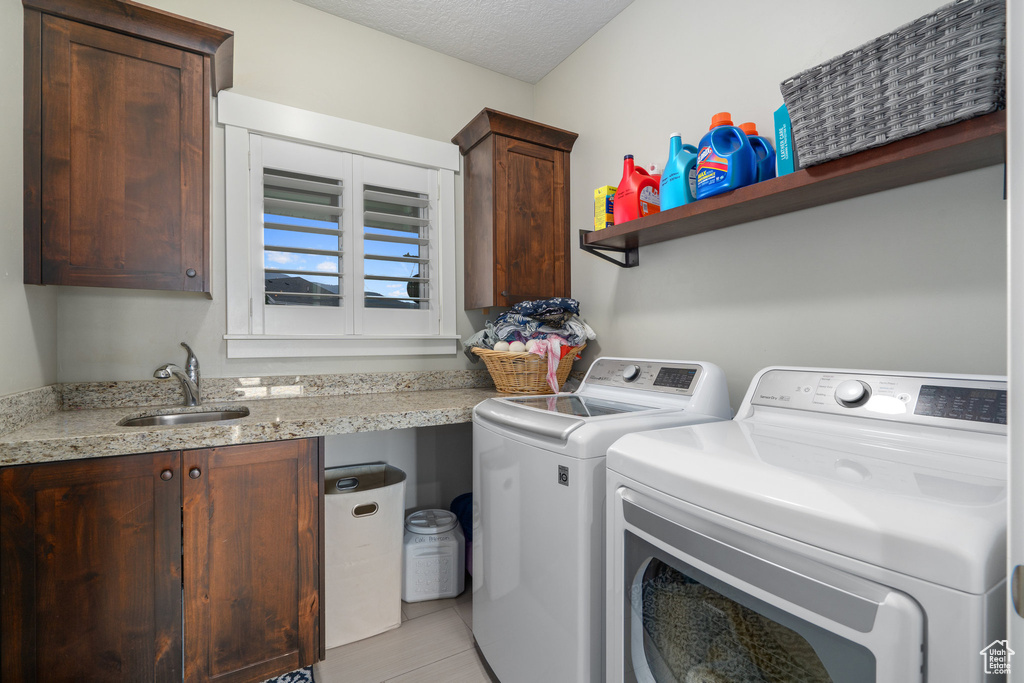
[[1, 451, 184, 683], [453, 109, 578, 309], [23, 0, 233, 293]]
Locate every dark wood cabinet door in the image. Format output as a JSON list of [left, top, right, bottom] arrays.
[[37, 15, 207, 291], [183, 439, 320, 683], [0, 451, 184, 683], [495, 136, 570, 304]]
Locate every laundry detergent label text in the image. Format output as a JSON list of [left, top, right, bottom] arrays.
[[638, 185, 660, 216], [696, 147, 729, 190]]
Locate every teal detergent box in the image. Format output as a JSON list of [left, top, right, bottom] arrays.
[[774, 104, 798, 176]]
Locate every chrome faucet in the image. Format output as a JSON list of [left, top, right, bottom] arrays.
[[154, 342, 202, 406]]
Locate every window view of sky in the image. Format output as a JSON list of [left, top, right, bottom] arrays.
[[263, 214, 341, 290], [262, 171, 428, 310], [263, 213, 425, 304]]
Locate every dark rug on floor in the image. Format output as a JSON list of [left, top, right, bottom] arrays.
[[261, 666, 314, 683]]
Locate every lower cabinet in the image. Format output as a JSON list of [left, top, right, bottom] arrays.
[[184, 440, 321, 682], [0, 438, 322, 683], [1, 450, 184, 682]]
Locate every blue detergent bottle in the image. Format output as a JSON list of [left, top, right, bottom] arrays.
[[740, 122, 777, 182], [660, 133, 699, 210], [695, 112, 757, 200]]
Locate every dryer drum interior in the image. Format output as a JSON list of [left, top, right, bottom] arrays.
[[635, 559, 835, 682]]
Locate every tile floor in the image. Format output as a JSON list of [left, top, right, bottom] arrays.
[[314, 587, 499, 683]]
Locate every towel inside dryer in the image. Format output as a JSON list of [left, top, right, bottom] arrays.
[[637, 560, 833, 683]]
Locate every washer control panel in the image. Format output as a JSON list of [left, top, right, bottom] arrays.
[[584, 359, 704, 396], [834, 379, 871, 407], [750, 369, 1006, 432]]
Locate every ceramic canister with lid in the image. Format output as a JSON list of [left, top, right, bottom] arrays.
[[402, 509, 466, 602]]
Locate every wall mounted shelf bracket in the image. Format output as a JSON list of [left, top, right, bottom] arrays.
[[578, 230, 638, 268]]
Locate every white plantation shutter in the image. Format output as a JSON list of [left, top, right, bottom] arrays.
[[252, 136, 353, 336], [356, 157, 440, 335], [249, 139, 439, 337], [222, 95, 458, 357], [362, 187, 430, 307]]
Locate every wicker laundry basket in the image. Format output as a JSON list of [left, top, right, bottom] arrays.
[[473, 344, 585, 395], [780, 0, 1005, 167]]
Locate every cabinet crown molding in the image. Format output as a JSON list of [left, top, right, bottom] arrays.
[[452, 108, 578, 156], [23, 0, 233, 93]]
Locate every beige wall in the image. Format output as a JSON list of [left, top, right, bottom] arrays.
[[1, 0, 58, 396], [4, 0, 1009, 398], [54, 0, 534, 382], [535, 0, 1008, 408]]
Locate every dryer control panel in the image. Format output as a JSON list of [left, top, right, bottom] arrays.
[[584, 359, 704, 396], [750, 369, 1006, 432]]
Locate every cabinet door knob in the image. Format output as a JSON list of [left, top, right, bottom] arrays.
[[189, 467, 201, 479], [186, 268, 197, 278], [160, 469, 173, 481]]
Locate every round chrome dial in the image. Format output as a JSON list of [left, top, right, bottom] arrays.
[[622, 365, 641, 382], [835, 380, 870, 407]]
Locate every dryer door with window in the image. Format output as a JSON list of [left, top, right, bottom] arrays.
[[615, 490, 925, 683]]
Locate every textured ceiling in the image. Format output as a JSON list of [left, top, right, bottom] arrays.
[[293, 0, 635, 83]]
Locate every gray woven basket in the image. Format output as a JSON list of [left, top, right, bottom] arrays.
[[780, 0, 1005, 168]]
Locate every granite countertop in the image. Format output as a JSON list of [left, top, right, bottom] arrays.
[[0, 386, 502, 467]]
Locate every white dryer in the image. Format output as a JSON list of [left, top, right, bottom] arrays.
[[473, 357, 731, 683], [606, 367, 1007, 683]]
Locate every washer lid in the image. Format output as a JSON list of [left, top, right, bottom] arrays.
[[474, 397, 586, 441], [607, 419, 1007, 594], [504, 394, 658, 417], [405, 509, 458, 534]]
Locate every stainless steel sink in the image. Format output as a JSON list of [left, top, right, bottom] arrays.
[[118, 407, 250, 427]]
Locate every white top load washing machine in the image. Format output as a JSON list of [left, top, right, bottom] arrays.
[[606, 367, 1007, 683], [472, 357, 731, 683]]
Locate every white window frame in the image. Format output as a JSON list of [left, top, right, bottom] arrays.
[[219, 92, 459, 359]]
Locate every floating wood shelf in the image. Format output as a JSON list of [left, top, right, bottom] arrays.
[[582, 110, 1006, 259]]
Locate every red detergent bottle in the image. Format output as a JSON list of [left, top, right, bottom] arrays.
[[695, 112, 757, 200], [739, 122, 777, 183], [613, 155, 660, 224]]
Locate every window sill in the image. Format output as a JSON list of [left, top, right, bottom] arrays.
[[224, 335, 461, 359]]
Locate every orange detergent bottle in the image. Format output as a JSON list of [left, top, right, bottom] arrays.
[[739, 122, 777, 183], [613, 155, 660, 224]]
